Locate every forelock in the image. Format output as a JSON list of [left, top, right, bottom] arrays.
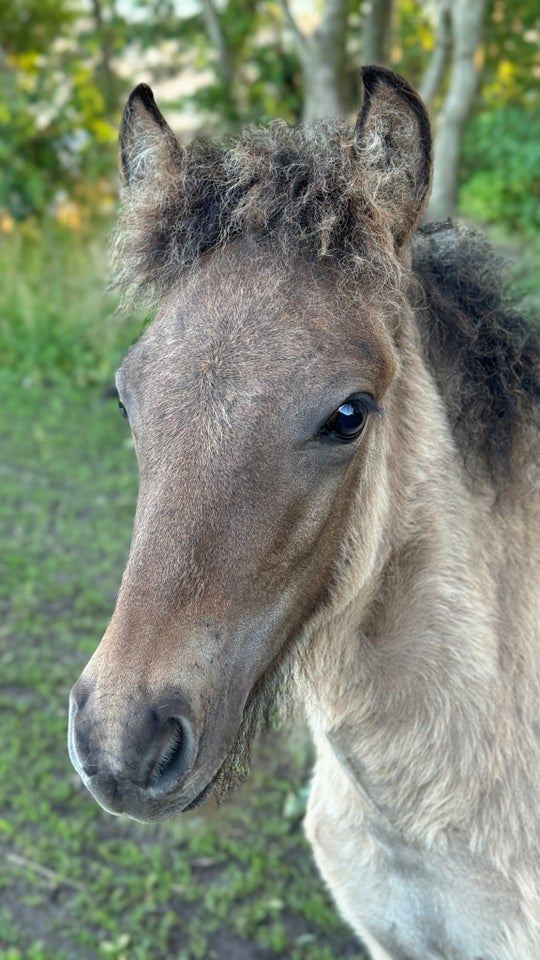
[[111, 117, 402, 308]]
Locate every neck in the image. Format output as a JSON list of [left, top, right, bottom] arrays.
[[300, 341, 540, 859]]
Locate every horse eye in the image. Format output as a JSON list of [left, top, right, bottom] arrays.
[[319, 394, 375, 444], [118, 400, 129, 420]]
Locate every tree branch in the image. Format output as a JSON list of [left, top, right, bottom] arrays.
[[429, 0, 488, 216], [319, 0, 349, 41], [200, 0, 234, 88], [7, 852, 85, 891], [419, 0, 452, 108], [362, 0, 393, 67], [278, 0, 308, 53], [280, 0, 349, 120]]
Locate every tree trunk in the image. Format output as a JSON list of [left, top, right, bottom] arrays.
[[428, 0, 488, 218], [90, 0, 120, 115], [200, 0, 234, 90], [362, 0, 393, 67], [280, 0, 349, 122], [419, 0, 452, 109]]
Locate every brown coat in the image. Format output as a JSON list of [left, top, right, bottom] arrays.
[[68, 68, 540, 959]]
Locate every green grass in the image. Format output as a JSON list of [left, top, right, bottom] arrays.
[[0, 226, 364, 959]]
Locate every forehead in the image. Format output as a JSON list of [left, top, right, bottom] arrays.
[[118, 243, 396, 401]]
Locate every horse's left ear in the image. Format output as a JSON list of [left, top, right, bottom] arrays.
[[119, 83, 182, 188], [354, 66, 432, 249]]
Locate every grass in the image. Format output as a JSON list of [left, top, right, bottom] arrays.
[[0, 226, 364, 959]]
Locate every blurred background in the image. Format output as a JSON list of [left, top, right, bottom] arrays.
[[0, 2, 539, 959]]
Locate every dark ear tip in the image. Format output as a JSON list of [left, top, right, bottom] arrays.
[[126, 83, 158, 111], [360, 64, 392, 88], [122, 82, 174, 140], [130, 82, 155, 101], [360, 65, 420, 103]]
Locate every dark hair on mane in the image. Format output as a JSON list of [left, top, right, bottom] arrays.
[[412, 223, 540, 487], [113, 119, 540, 490], [112, 117, 399, 304]]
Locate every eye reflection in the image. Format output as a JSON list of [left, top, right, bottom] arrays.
[[319, 393, 379, 444]]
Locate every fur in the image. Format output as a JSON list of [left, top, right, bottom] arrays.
[[112, 117, 540, 490], [69, 68, 540, 959]]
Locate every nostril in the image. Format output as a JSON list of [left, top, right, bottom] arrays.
[[155, 719, 184, 779], [70, 677, 92, 713], [150, 716, 195, 792]]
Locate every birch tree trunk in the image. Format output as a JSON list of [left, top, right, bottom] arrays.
[[279, 0, 349, 122], [362, 0, 393, 67], [428, 0, 488, 217]]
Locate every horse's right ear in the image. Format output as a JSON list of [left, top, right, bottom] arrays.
[[119, 84, 182, 187], [354, 67, 432, 248]]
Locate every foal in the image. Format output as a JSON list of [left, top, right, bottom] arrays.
[[69, 67, 540, 958]]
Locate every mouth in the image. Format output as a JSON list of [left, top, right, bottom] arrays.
[[181, 774, 219, 812], [152, 717, 256, 818], [77, 766, 220, 822], [80, 730, 236, 820]]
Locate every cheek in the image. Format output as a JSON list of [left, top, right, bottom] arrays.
[[246, 470, 355, 599], [129, 428, 362, 618]]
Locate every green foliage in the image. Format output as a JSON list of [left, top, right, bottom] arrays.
[[0, 223, 142, 387], [0, 0, 124, 219], [463, 0, 540, 233], [0, 0, 75, 54], [0, 55, 118, 220], [176, 1, 302, 129], [393, 0, 435, 90], [188, 42, 302, 129], [459, 108, 540, 233], [482, 0, 540, 109]]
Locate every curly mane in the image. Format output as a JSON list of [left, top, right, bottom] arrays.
[[111, 117, 402, 304], [412, 223, 540, 486]]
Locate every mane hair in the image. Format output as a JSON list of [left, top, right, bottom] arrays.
[[112, 119, 540, 490], [111, 117, 402, 305], [411, 223, 540, 487]]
